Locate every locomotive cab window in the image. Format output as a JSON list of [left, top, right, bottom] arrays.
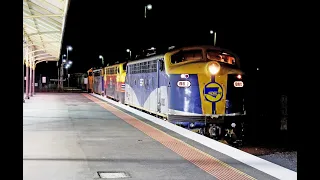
[[171, 50, 203, 64], [206, 49, 236, 65]]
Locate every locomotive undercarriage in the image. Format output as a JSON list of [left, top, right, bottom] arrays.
[[168, 115, 246, 147]]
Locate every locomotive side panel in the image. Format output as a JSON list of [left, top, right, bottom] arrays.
[[158, 65, 169, 115], [101, 73, 104, 95], [115, 66, 121, 101], [125, 57, 167, 116], [87, 69, 93, 93], [93, 76, 102, 94], [141, 72, 158, 112], [104, 64, 126, 102], [125, 73, 140, 107], [105, 69, 117, 99], [93, 69, 103, 95], [116, 80, 125, 103]]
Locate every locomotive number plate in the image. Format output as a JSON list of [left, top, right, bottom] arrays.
[[177, 81, 191, 88], [234, 81, 244, 87]]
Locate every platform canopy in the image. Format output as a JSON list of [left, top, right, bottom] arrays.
[[23, 0, 70, 64]]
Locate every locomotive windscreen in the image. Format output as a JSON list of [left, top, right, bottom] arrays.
[[171, 49, 203, 64], [206, 49, 236, 65]]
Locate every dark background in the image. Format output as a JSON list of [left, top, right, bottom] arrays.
[[34, 0, 294, 148], [36, 1, 291, 77]]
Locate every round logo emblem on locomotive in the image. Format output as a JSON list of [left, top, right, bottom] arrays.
[[203, 82, 223, 102]]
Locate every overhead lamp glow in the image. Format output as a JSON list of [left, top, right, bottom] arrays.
[[126, 49, 130, 52], [146, 4, 152, 10], [67, 46, 73, 51]]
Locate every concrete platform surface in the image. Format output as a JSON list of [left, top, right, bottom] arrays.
[[24, 93, 282, 180]]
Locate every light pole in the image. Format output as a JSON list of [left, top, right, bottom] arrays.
[[99, 55, 104, 66], [59, 54, 67, 90], [144, 4, 152, 18], [66, 46, 72, 62], [58, 54, 66, 89], [210, 30, 217, 46], [65, 60, 72, 87], [126, 49, 131, 59], [66, 65, 69, 88], [61, 45, 72, 90]]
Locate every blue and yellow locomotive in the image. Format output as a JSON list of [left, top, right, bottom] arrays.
[[165, 45, 245, 145], [124, 45, 245, 145]]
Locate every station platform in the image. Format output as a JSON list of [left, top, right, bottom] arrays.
[[23, 93, 297, 180]]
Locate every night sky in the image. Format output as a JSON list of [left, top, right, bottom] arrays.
[[35, 0, 290, 85]]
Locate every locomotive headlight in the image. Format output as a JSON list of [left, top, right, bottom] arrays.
[[208, 62, 220, 75]]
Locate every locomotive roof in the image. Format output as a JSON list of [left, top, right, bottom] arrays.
[[169, 45, 240, 60], [127, 45, 240, 65], [92, 68, 102, 72], [104, 62, 126, 68], [167, 45, 241, 67], [126, 54, 165, 65]]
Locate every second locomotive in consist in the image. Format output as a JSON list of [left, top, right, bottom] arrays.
[[104, 63, 127, 103], [90, 45, 246, 145]]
